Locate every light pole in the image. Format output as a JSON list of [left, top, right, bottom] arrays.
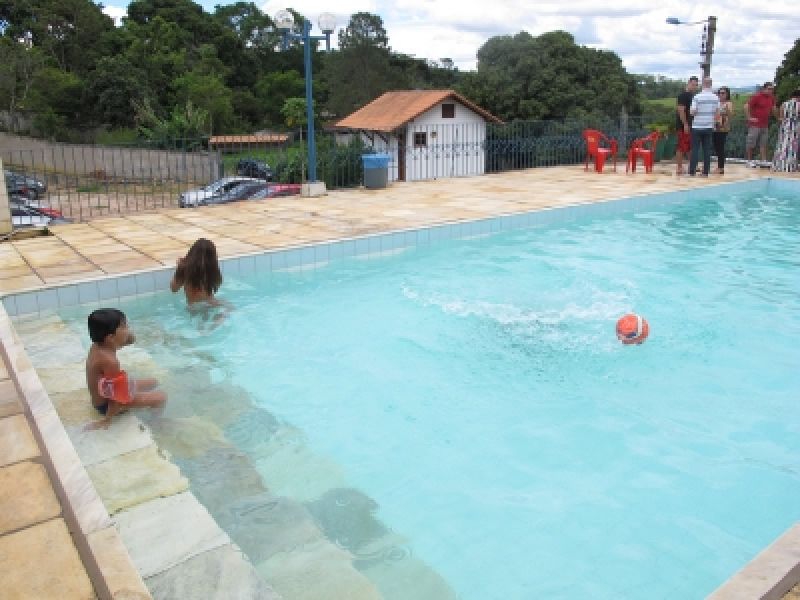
[[666, 16, 717, 78], [274, 9, 336, 197]]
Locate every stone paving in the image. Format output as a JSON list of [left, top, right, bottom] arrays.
[[1, 163, 799, 599]]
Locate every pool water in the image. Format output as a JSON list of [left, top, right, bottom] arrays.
[[59, 187, 800, 598]]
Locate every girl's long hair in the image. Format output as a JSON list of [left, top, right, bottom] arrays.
[[183, 238, 222, 295]]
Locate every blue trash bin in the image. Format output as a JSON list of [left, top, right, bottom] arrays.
[[362, 153, 391, 189]]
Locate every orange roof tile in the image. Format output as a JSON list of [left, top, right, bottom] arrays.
[[209, 134, 289, 145], [334, 90, 502, 133]]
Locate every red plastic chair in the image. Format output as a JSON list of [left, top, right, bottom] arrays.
[[627, 132, 660, 173], [582, 129, 618, 173]]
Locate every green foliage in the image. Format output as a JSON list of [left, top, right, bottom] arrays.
[[635, 74, 685, 100], [134, 98, 210, 146], [281, 97, 309, 128], [32, 108, 67, 139], [269, 135, 371, 187], [255, 70, 305, 126], [324, 12, 396, 119], [94, 128, 140, 146], [85, 56, 147, 128], [6, 0, 789, 144], [775, 37, 800, 101], [317, 135, 370, 188], [461, 31, 641, 122], [173, 70, 234, 133]]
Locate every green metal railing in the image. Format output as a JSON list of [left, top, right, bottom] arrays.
[[1, 115, 781, 225]]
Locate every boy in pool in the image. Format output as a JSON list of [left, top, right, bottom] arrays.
[[85, 308, 166, 429]]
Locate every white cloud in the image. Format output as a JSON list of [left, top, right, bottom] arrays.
[[103, 4, 126, 26], [104, 0, 797, 87]]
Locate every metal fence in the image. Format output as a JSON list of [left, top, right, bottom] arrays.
[[1, 115, 780, 227]]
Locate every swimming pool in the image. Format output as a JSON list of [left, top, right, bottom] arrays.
[[14, 181, 800, 599]]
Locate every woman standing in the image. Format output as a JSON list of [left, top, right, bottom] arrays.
[[713, 87, 734, 174], [772, 89, 800, 172]]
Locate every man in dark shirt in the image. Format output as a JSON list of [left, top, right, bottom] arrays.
[[675, 76, 699, 175]]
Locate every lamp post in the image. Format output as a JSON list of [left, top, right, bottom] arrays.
[[274, 9, 336, 196], [666, 16, 717, 78]]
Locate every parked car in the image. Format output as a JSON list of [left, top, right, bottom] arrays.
[[10, 196, 64, 219], [236, 158, 273, 181], [179, 176, 260, 207], [4, 170, 47, 199], [203, 181, 270, 205], [248, 183, 302, 199], [11, 205, 72, 228]]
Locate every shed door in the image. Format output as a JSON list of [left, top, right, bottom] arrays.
[[398, 132, 406, 181]]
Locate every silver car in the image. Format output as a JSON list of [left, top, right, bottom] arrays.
[[179, 176, 260, 207]]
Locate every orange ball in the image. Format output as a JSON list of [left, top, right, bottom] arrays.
[[616, 313, 649, 345]]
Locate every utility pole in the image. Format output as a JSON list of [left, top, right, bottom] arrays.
[[700, 16, 717, 78]]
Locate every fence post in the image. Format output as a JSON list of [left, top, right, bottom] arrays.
[[0, 160, 11, 235], [620, 108, 629, 155]]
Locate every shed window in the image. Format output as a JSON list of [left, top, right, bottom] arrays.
[[414, 132, 427, 147], [442, 103, 455, 118]]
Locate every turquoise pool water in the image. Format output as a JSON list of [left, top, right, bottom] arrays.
[[59, 186, 800, 598]]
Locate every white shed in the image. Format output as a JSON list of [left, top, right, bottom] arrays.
[[333, 90, 502, 182]]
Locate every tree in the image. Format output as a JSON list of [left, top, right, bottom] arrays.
[[281, 97, 308, 128], [0, 38, 46, 131], [459, 30, 640, 121], [254, 70, 305, 127], [85, 55, 148, 127], [324, 12, 395, 118], [134, 98, 209, 144], [173, 71, 234, 133], [775, 38, 800, 101]]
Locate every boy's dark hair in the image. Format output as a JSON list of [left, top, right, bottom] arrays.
[[175, 238, 222, 296], [88, 308, 126, 343], [688, 76, 699, 83]]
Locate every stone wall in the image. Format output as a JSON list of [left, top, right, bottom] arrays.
[[0, 133, 221, 185]]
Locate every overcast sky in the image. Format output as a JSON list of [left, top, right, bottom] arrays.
[[105, 0, 799, 87]]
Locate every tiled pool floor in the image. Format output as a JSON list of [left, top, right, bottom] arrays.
[[1, 163, 798, 599]]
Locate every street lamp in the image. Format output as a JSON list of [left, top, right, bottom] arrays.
[[274, 9, 337, 197], [666, 16, 717, 78]]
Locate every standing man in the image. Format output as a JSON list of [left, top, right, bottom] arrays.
[[745, 82, 778, 167], [675, 76, 699, 175], [689, 77, 720, 177]]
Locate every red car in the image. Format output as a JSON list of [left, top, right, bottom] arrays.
[[248, 183, 302, 199]]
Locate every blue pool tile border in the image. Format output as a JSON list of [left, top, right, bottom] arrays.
[[2, 178, 796, 318]]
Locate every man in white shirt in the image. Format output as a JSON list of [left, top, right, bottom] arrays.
[[689, 77, 720, 176]]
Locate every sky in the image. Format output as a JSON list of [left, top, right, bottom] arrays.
[[104, 0, 800, 87]]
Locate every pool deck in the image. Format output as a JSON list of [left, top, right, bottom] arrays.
[[1, 163, 799, 599]]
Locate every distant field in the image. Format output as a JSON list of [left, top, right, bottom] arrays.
[[644, 92, 751, 112]]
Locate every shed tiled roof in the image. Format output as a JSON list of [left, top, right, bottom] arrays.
[[334, 90, 502, 133], [209, 134, 288, 145]]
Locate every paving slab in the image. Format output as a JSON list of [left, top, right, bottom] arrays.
[[66, 412, 154, 467], [0, 460, 61, 534], [0, 413, 40, 466], [114, 491, 230, 578], [0, 378, 23, 417], [86, 525, 152, 600], [0, 517, 96, 599], [87, 444, 188, 514], [256, 538, 382, 600], [146, 543, 280, 600]]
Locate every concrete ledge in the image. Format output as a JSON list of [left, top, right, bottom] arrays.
[[0, 303, 151, 600], [708, 523, 800, 600], [301, 181, 327, 197]]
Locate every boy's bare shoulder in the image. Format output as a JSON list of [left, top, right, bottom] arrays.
[[87, 344, 118, 371]]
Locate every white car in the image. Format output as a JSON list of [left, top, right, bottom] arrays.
[[179, 176, 260, 207]]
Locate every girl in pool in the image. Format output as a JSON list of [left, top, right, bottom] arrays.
[[171, 238, 230, 315]]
